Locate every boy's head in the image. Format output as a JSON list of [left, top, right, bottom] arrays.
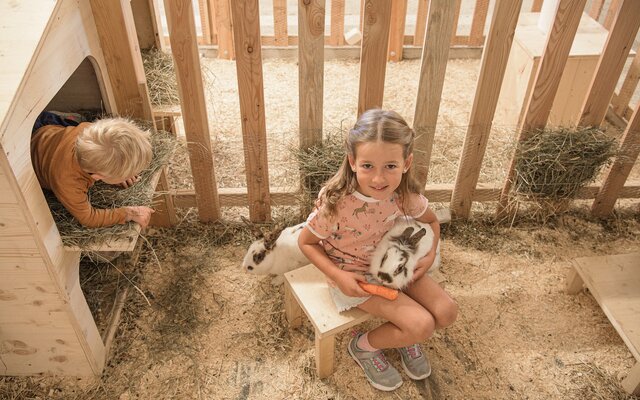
[[75, 117, 152, 182]]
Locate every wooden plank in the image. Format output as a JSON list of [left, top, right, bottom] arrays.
[[579, 0, 640, 127], [531, 0, 543, 12], [622, 362, 640, 395], [273, 0, 288, 46], [207, 0, 218, 45], [450, 0, 523, 219], [149, 167, 178, 227], [197, 0, 212, 45], [164, 0, 221, 221], [230, 0, 272, 222], [497, 0, 587, 217], [591, 102, 640, 216], [603, 0, 621, 30], [412, 0, 457, 188], [588, 0, 606, 21], [298, 0, 326, 150], [449, 0, 462, 45], [130, 0, 159, 50], [357, 0, 392, 116], [612, 46, 640, 116], [413, 0, 429, 46], [315, 334, 335, 378], [388, 0, 408, 61], [329, 0, 345, 46], [212, 0, 234, 59], [468, 0, 490, 47], [571, 252, 640, 362]]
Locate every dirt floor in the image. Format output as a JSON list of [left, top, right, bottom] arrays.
[[1, 57, 639, 399]]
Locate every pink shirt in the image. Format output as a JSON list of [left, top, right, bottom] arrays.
[[306, 190, 428, 273]]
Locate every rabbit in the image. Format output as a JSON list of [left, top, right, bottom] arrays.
[[369, 217, 441, 290], [241, 219, 309, 278]]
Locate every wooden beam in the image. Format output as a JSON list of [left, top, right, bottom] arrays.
[[164, 0, 221, 221], [531, 0, 543, 12], [357, 0, 392, 116], [273, 0, 288, 46], [198, 0, 212, 45], [212, 0, 234, 59], [388, 0, 408, 61], [230, 0, 272, 222], [603, 0, 622, 30], [612, 51, 640, 116], [449, 0, 462, 45], [579, 0, 640, 127], [588, 0, 606, 21], [468, 0, 490, 47], [329, 0, 345, 46], [412, 0, 457, 188], [299, 0, 326, 150], [451, 0, 523, 219], [497, 0, 587, 217], [591, 101, 640, 217], [413, 0, 429, 46]]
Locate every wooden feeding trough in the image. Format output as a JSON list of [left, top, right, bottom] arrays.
[[0, 0, 157, 376]]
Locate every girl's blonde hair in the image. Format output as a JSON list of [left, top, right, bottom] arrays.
[[318, 109, 421, 218], [75, 118, 152, 179]]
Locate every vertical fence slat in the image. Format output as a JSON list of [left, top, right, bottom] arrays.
[[613, 51, 640, 116], [451, 0, 523, 219], [412, 0, 457, 189], [497, 0, 587, 217], [329, 0, 345, 45], [299, 0, 326, 149], [449, 0, 461, 45], [413, 0, 429, 46], [357, 0, 392, 116], [603, 0, 622, 30], [469, 0, 490, 46], [213, 0, 234, 59], [588, 0, 606, 21], [579, 0, 640, 127], [230, 0, 271, 221], [164, 0, 220, 221], [273, 0, 288, 46], [591, 102, 640, 216], [198, 0, 212, 44], [388, 0, 408, 61], [531, 0, 543, 12], [207, 0, 218, 44]]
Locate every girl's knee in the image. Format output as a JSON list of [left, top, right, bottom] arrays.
[[435, 298, 458, 328], [405, 313, 435, 342]]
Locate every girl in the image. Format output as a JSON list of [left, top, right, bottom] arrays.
[[298, 109, 458, 391]]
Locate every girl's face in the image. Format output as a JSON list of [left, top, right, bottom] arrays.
[[348, 141, 412, 200]]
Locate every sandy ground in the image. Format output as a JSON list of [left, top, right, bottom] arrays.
[[1, 55, 639, 399]]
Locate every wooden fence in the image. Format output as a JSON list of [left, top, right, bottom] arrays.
[[135, 0, 640, 222]]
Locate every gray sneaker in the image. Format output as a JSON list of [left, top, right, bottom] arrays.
[[348, 334, 403, 391], [397, 343, 431, 380]]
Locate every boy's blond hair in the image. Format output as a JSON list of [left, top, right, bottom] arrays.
[[75, 117, 152, 179]]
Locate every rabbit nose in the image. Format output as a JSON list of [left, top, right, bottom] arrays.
[[378, 272, 392, 283], [247, 265, 254, 271]]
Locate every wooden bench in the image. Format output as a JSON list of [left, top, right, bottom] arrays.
[[566, 252, 640, 395], [284, 264, 371, 378]]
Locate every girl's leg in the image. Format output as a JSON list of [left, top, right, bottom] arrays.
[[404, 274, 458, 329]]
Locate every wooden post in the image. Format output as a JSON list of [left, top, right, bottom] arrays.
[[329, 0, 345, 46], [130, 0, 160, 50], [468, 0, 490, 47], [603, 0, 622, 30], [197, 0, 212, 45], [591, 101, 640, 217], [299, 0, 326, 150], [612, 51, 640, 116], [388, 0, 408, 62], [578, 0, 640, 127], [230, 0, 272, 222], [496, 0, 587, 218], [164, 0, 221, 221], [273, 0, 288, 46], [413, 0, 429, 46], [531, 0, 544, 12], [588, 0, 606, 21], [357, 0, 392, 116], [412, 0, 457, 189], [213, 0, 234, 59], [451, 0, 523, 219], [449, 0, 462, 45]]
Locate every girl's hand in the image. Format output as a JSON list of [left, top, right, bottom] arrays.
[[332, 270, 370, 297], [412, 249, 436, 282], [119, 175, 140, 189]]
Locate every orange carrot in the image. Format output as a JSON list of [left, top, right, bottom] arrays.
[[358, 282, 399, 301]]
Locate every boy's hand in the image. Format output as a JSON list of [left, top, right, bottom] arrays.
[[119, 175, 140, 189], [125, 206, 155, 229], [332, 270, 370, 297]]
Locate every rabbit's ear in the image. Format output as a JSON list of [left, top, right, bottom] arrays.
[[242, 216, 265, 239], [392, 227, 414, 244], [263, 222, 286, 250], [407, 228, 427, 249]]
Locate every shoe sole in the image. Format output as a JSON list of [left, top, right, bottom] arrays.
[[348, 340, 403, 392], [399, 356, 431, 380]]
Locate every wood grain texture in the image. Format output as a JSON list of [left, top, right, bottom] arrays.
[[230, 0, 272, 221], [388, 0, 408, 61], [612, 51, 640, 116], [329, 0, 345, 45], [469, 0, 490, 46], [273, 0, 288, 46], [413, 0, 429, 46], [212, 0, 234, 59]]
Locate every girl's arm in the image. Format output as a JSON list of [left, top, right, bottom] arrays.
[[412, 207, 440, 281], [298, 227, 370, 297]]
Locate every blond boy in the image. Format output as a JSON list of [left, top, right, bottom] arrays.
[[31, 117, 155, 228]]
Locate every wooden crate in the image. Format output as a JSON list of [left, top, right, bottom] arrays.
[[495, 12, 628, 128]]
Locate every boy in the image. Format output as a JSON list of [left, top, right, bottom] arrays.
[[31, 117, 155, 228]]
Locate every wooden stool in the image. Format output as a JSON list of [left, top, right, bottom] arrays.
[[284, 264, 371, 378]]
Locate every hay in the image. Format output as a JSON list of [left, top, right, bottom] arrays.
[[49, 128, 178, 249], [513, 127, 617, 201], [142, 49, 180, 106]]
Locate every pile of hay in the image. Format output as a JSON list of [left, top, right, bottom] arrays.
[[48, 128, 178, 249], [513, 127, 617, 201], [142, 49, 180, 106]]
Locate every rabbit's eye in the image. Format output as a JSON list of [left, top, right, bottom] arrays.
[[253, 250, 266, 264], [247, 266, 254, 271]]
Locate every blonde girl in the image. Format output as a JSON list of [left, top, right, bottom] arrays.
[[298, 109, 458, 391]]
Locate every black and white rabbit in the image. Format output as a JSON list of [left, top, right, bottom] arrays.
[[369, 218, 441, 290]]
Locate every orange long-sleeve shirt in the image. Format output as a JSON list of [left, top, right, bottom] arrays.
[[31, 123, 127, 228]]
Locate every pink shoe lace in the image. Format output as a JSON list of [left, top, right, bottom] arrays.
[[405, 344, 423, 359]]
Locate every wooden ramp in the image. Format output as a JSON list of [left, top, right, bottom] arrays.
[[567, 252, 640, 395]]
